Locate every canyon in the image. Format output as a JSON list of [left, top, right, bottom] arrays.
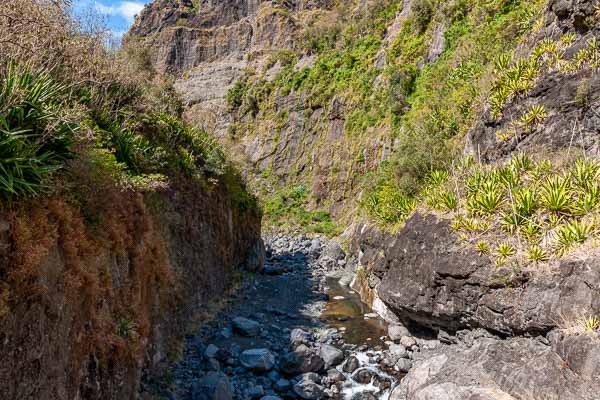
[[2, 0, 600, 399]]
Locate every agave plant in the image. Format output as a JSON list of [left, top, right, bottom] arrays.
[[476, 240, 490, 255], [498, 165, 521, 190], [515, 187, 537, 217], [426, 169, 449, 187], [494, 54, 512, 74], [531, 159, 553, 181], [559, 32, 576, 47], [496, 242, 515, 258], [573, 185, 600, 216], [528, 244, 549, 263], [440, 190, 459, 211], [555, 219, 593, 255], [585, 315, 600, 332], [511, 152, 532, 172], [521, 104, 547, 131], [500, 210, 525, 233], [571, 158, 600, 191], [540, 176, 572, 215], [521, 220, 542, 241]]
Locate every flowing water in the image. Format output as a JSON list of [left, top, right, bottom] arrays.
[[142, 238, 401, 400]]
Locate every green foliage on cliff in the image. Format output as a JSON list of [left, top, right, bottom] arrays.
[[0, 0, 257, 212], [264, 185, 341, 236], [365, 0, 547, 224]]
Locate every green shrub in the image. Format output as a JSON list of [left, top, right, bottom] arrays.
[[412, 0, 434, 33], [0, 65, 74, 202]]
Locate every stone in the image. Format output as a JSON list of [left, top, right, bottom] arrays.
[[193, 372, 232, 400], [206, 357, 220, 371], [247, 385, 265, 399], [274, 378, 291, 392], [390, 337, 600, 400], [319, 344, 344, 368], [400, 336, 417, 348], [342, 356, 360, 373], [233, 317, 260, 337], [321, 240, 345, 261], [297, 372, 321, 383], [351, 393, 378, 400], [267, 371, 280, 382], [239, 349, 276, 372], [326, 368, 346, 382], [388, 344, 408, 359], [351, 368, 374, 384], [205, 344, 220, 359], [293, 380, 325, 400], [395, 358, 412, 373], [280, 345, 325, 376], [290, 328, 314, 346], [388, 324, 410, 341]]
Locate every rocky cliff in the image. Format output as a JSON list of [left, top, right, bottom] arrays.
[[0, 179, 263, 399]]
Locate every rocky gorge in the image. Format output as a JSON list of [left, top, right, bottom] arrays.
[[125, 0, 600, 399], [2, 0, 600, 399]]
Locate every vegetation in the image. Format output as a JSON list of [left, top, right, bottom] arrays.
[[264, 185, 341, 236], [0, 0, 256, 212], [422, 153, 600, 265]]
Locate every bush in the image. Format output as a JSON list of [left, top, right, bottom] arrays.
[[0, 65, 74, 202], [412, 0, 434, 33]]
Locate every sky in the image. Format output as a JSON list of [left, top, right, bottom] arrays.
[[72, 0, 149, 41]]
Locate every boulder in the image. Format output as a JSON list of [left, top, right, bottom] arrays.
[[342, 356, 360, 373], [193, 372, 232, 400], [205, 344, 220, 359], [400, 336, 417, 348], [293, 380, 325, 400], [247, 385, 265, 399], [327, 368, 346, 382], [290, 328, 314, 346], [232, 317, 260, 337], [280, 345, 325, 375], [351, 368, 374, 384], [239, 348, 276, 372], [369, 213, 600, 335], [351, 393, 378, 400], [274, 378, 291, 392], [388, 324, 410, 341], [296, 372, 321, 383], [319, 344, 344, 368], [388, 344, 408, 359], [390, 337, 600, 400], [395, 358, 412, 373]]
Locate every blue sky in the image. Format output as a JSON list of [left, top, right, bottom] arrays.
[[73, 0, 149, 40]]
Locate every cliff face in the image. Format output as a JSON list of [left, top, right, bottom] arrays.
[[128, 0, 395, 219], [0, 180, 263, 399]]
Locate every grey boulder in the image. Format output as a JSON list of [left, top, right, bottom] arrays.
[[319, 344, 344, 368], [232, 317, 260, 337], [388, 324, 410, 341], [239, 348, 276, 372], [193, 372, 232, 400], [293, 380, 325, 400]]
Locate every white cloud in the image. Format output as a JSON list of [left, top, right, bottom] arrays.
[[96, 1, 145, 22]]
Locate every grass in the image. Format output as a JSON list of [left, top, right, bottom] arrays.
[[264, 185, 341, 236]]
